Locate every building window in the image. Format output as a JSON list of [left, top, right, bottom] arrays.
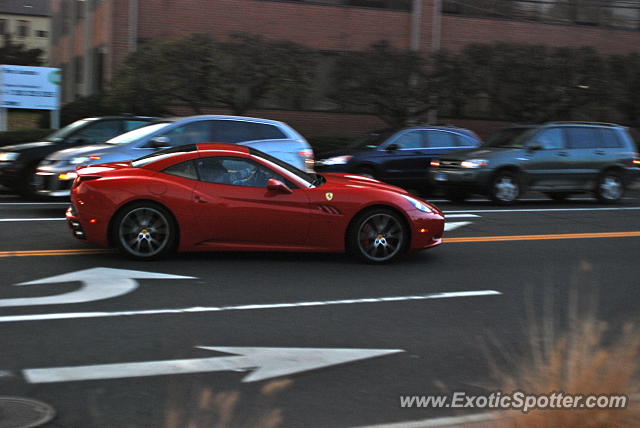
[[442, 0, 640, 30], [258, 0, 411, 12], [36, 30, 48, 38], [74, 56, 84, 84], [17, 20, 30, 37], [0, 19, 7, 35]]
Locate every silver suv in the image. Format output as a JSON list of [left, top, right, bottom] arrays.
[[35, 115, 314, 197]]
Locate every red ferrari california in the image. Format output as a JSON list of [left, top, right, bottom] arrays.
[[67, 143, 444, 263]]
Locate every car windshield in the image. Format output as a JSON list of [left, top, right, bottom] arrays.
[[106, 121, 173, 145], [249, 148, 321, 186], [131, 144, 198, 167], [484, 127, 537, 148], [348, 131, 395, 149], [45, 119, 94, 142]]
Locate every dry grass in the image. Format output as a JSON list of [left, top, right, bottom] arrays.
[[162, 379, 291, 428], [487, 267, 640, 428]]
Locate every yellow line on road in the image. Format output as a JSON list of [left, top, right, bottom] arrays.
[[445, 231, 640, 243], [0, 231, 638, 258], [0, 249, 114, 258]]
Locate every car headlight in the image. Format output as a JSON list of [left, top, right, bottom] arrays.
[[460, 159, 489, 169], [402, 195, 433, 213], [0, 152, 20, 162], [318, 155, 352, 166], [69, 156, 100, 165]]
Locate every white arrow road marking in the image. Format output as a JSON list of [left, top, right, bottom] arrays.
[[0, 290, 502, 323], [0, 268, 195, 308], [444, 221, 472, 232], [22, 347, 404, 384], [444, 214, 478, 232]]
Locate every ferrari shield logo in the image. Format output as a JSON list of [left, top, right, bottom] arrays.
[[325, 192, 334, 201]]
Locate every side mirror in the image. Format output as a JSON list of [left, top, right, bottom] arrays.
[[267, 178, 292, 194], [149, 136, 170, 149], [386, 143, 400, 152], [528, 142, 543, 151]]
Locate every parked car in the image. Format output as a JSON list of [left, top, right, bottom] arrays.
[[314, 125, 481, 192], [430, 122, 640, 204], [36, 115, 314, 198], [67, 143, 444, 263], [0, 116, 156, 197]]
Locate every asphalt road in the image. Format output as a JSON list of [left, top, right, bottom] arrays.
[[0, 189, 639, 428]]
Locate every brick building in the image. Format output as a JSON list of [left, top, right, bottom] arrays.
[[50, 0, 640, 136]]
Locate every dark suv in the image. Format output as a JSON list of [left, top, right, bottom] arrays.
[[0, 116, 156, 197], [315, 125, 481, 191], [430, 122, 640, 204]]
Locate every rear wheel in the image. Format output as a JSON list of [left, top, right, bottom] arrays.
[[595, 171, 624, 204], [348, 208, 407, 263], [490, 171, 520, 205], [114, 202, 177, 260]]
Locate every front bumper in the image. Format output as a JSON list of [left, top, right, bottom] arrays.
[[406, 209, 445, 252], [430, 167, 492, 192], [0, 161, 22, 187], [35, 164, 76, 197]]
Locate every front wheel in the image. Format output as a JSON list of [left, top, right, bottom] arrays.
[[348, 208, 407, 263], [595, 171, 624, 204], [489, 171, 520, 205], [114, 202, 177, 260]]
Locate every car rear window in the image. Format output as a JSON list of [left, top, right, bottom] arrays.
[[598, 128, 623, 148], [211, 120, 286, 143], [426, 131, 457, 148]]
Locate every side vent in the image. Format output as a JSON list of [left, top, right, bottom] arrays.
[[318, 205, 341, 215]]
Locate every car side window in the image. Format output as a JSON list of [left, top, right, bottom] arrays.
[[211, 120, 286, 143], [157, 121, 214, 147], [69, 120, 122, 143], [532, 128, 565, 149], [598, 129, 623, 148], [456, 135, 477, 147], [124, 120, 151, 132], [426, 130, 457, 148], [388, 131, 424, 149], [163, 160, 198, 180], [196, 156, 294, 188], [565, 127, 598, 149]]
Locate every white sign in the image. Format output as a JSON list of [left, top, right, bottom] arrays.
[[0, 267, 195, 308], [22, 346, 404, 384], [0, 65, 60, 110]]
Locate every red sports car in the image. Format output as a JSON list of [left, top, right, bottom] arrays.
[[66, 143, 444, 263]]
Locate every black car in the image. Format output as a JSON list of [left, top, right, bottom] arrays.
[[0, 116, 156, 197], [430, 122, 640, 204], [315, 125, 481, 191]]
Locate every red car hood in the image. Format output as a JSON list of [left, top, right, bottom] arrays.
[[320, 173, 410, 194]]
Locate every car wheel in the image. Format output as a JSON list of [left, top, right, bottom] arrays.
[[348, 208, 407, 263], [490, 171, 520, 205], [595, 171, 624, 204], [355, 167, 376, 179], [545, 192, 572, 202], [114, 202, 177, 260], [444, 189, 469, 203]]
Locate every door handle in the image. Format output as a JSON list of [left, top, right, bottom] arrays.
[[194, 194, 208, 204], [595, 150, 606, 156], [557, 151, 569, 157]]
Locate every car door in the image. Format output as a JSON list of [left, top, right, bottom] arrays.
[[192, 155, 311, 246], [521, 127, 573, 188], [423, 130, 463, 171], [377, 130, 428, 183], [563, 127, 601, 187]]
